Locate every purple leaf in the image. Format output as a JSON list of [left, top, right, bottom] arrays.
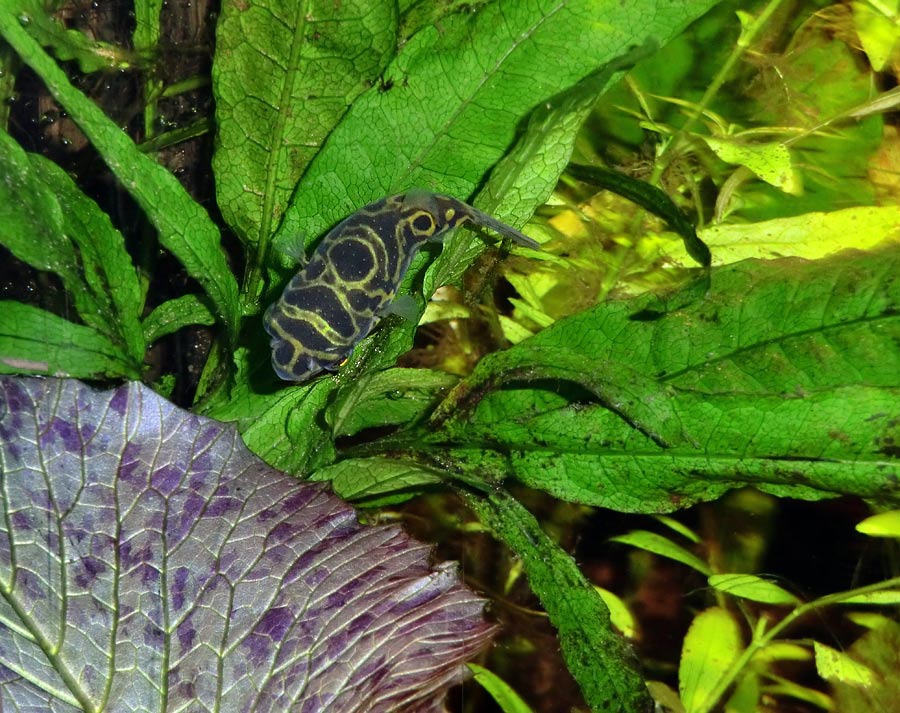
[[0, 376, 494, 711]]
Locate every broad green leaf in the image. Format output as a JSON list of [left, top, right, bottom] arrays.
[[327, 367, 458, 438], [261, 0, 718, 383], [707, 574, 800, 605], [0, 302, 140, 379], [0, 376, 493, 711], [200, 347, 337, 475], [668, 206, 900, 266], [852, 1, 900, 71], [679, 607, 742, 713], [612, 531, 711, 576], [415, 247, 900, 512], [0, 8, 241, 339], [462, 487, 653, 712], [856, 510, 900, 538], [213, 0, 397, 297], [469, 663, 535, 713], [425, 41, 662, 295]]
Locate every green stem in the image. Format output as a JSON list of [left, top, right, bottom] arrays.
[[653, 0, 786, 183]]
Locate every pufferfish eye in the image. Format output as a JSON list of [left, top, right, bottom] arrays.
[[409, 211, 436, 235]]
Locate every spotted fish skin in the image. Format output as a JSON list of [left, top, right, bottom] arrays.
[[264, 191, 539, 382]]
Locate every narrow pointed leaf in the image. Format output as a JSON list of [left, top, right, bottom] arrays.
[[612, 531, 711, 576], [856, 510, 900, 538], [0, 302, 140, 378], [469, 663, 535, 713], [0, 132, 144, 361], [708, 574, 800, 605], [0, 9, 240, 337]]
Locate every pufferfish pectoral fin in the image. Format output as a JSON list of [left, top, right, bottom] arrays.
[[382, 294, 421, 322]]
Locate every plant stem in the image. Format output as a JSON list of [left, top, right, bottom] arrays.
[[652, 0, 786, 184]]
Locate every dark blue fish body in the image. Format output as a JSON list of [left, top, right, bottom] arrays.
[[264, 191, 539, 382]]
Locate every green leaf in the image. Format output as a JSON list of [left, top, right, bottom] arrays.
[[425, 41, 661, 294], [852, 1, 900, 72], [258, 0, 717, 383], [17, 0, 133, 72], [612, 531, 711, 576], [839, 590, 900, 605], [566, 162, 711, 267], [327, 367, 458, 438], [462, 488, 653, 713], [814, 642, 875, 687], [594, 587, 638, 640], [310, 457, 444, 503], [750, 642, 811, 666], [762, 675, 834, 710], [421, 247, 900, 511], [0, 133, 144, 363], [830, 620, 900, 713], [707, 574, 800, 605], [142, 295, 216, 345], [681, 206, 900, 266], [701, 135, 800, 195], [213, 0, 397, 299], [0, 302, 139, 379], [469, 663, 535, 713], [273, 0, 719, 257], [201, 348, 337, 475], [679, 607, 742, 713], [856, 510, 900, 538], [0, 8, 240, 340], [655, 515, 701, 544]]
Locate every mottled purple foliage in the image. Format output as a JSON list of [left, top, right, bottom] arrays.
[[0, 377, 494, 712]]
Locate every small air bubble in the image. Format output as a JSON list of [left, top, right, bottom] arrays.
[[17, 13, 31, 25], [39, 110, 59, 127]]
